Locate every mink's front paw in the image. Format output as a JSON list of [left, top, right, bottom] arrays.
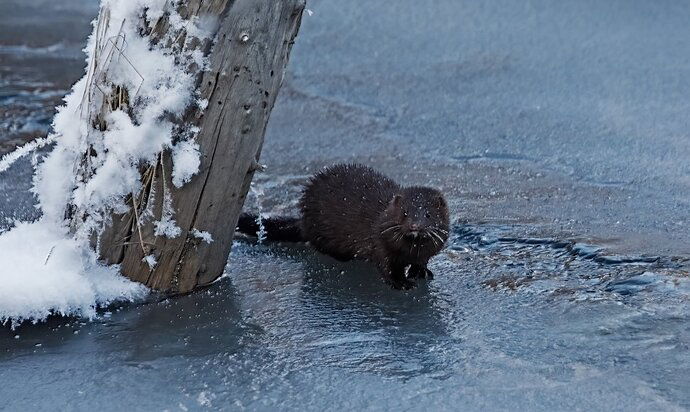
[[408, 265, 434, 280], [390, 278, 417, 290]]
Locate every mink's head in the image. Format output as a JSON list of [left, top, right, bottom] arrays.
[[379, 186, 450, 258]]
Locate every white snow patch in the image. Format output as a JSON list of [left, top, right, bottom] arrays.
[[172, 139, 201, 188], [0, 220, 148, 327], [154, 216, 182, 238], [191, 228, 214, 244], [154, 188, 182, 238], [249, 184, 267, 243], [142, 254, 157, 269], [0, 135, 56, 174]]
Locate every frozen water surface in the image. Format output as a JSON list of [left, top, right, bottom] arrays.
[[2, 0, 690, 410]]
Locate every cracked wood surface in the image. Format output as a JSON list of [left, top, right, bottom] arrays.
[[98, 0, 305, 293]]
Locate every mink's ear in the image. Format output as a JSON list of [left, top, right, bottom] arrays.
[[435, 193, 447, 208], [390, 194, 402, 208]]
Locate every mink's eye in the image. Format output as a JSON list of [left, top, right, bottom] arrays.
[[403, 210, 408, 217]]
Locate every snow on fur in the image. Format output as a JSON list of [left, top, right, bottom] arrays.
[[0, 0, 209, 324]]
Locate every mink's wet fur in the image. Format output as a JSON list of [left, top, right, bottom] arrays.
[[237, 164, 450, 289]]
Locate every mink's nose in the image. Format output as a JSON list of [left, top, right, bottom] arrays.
[[406, 224, 420, 240]]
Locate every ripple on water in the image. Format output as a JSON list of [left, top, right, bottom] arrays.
[[448, 224, 689, 303]]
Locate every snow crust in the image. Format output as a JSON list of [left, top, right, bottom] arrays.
[[0, 220, 148, 327], [172, 138, 201, 188], [191, 228, 214, 244], [0, 0, 210, 325]]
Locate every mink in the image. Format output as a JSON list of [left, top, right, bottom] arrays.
[[237, 163, 450, 289]]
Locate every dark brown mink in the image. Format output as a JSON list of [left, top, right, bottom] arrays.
[[237, 163, 450, 289]]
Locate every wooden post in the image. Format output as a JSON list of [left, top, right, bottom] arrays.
[[96, 0, 305, 293]]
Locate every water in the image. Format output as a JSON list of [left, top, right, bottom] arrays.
[[0, 0, 94, 152], [1, 0, 690, 410]]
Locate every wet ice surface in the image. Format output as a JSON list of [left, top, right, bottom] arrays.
[[0, 0, 95, 153], [2, 0, 690, 410], [2, 233, 688, 410]]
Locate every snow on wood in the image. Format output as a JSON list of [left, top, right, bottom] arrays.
[[0, 0, 305, 324]]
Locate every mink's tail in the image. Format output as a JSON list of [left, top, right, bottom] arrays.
[[236, 213, 304, 242]]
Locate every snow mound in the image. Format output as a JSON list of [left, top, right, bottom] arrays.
[[0, 220, 148, 327], [0, 0, 212, 325]]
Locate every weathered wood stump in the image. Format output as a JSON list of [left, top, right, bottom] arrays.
[[97, 0, 305, 293]]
